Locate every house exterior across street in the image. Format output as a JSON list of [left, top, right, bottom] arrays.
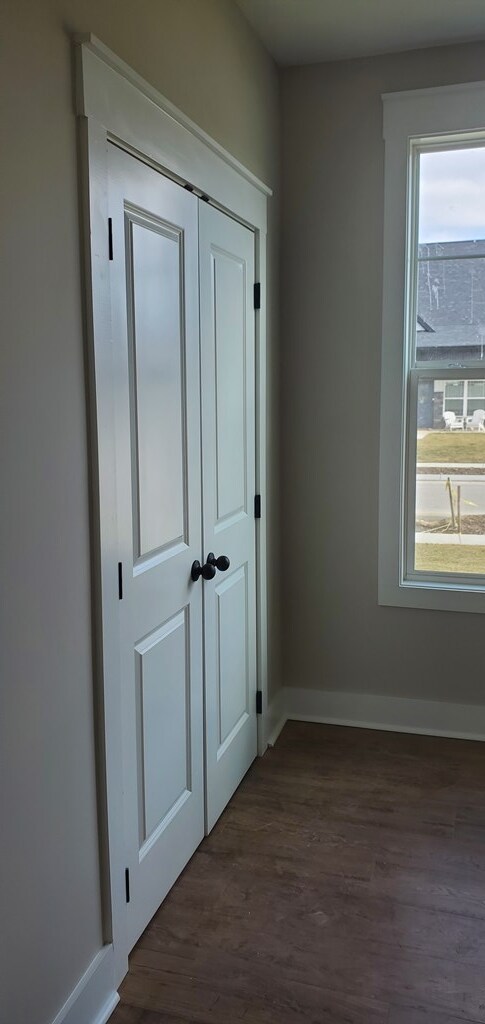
[[416, 239, 485, 427]]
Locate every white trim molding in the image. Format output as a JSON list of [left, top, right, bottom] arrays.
[[75, 34, 272, 195], [74, 34, 270, 231], [50, 947, 118, 1024], [379, 77, 485, 615], [271, 687, 485, 743], [265, 688, 287, 748]]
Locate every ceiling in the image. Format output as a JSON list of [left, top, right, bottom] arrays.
[[235, 0, 485, 66]]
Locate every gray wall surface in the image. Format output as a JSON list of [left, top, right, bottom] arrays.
[[280, 41, 485, 704], [0, 2, 279, 1021]]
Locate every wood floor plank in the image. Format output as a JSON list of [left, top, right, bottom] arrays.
[[120, 951, 389, 1024], [112, 1006, 189, 1024], [110, 722, 485, 1024], [126, 936, 485, 1019], [388, 1007, 482, 1024], [140, 886, 485, 966]]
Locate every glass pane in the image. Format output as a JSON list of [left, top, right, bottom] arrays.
[[416, 257, 485, 363], [445, 381, 464, 398], [419, 147, 485, 253], [414, 377, 485, 576], [468, 380, 485, 397], [444, 399, 464, 415], [415, 146, 485, 365], [467, 400, 485, 417]]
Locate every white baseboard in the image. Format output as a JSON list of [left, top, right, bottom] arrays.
[[265, 688, 287, 747], [51, 946, 119, 1024], [268, 686, 485, 743]]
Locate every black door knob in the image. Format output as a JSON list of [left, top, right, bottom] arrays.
[[191, 559, 217, 582], [207, 552, 230, 572]]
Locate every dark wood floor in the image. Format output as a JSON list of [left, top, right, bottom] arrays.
[[111, 721, 485, 1024]]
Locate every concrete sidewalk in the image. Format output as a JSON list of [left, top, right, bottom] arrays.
[[417, 462, 485, 469], [416, 533, 485, 545], [418, 473, 485, 482]]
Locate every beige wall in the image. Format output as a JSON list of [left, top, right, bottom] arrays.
[[281, 42, 485, 705], [0, 2, 279, 1022]]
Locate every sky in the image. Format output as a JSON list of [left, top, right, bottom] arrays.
[[419, 145, 485, 244]]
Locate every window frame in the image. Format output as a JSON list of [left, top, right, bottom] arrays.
[[379, 80, 485, 614]]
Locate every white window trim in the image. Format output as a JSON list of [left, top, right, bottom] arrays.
[[379, 80, 485, 614]]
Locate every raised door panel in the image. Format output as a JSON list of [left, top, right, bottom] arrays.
[[128, 218, 186, 560], [135, 610, 190, 850], [212, 251, 247, 524]]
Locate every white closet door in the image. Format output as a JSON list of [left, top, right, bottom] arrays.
[[108, 144, 204, 951], [199, 202, 258, 832]]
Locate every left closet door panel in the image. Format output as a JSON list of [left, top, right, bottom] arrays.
[[108, 144, 204, 952]]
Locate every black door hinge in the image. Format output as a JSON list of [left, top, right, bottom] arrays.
[[108, 218, 113, 261], [125, 868, 130, 904], [254, 494, 261, 519], [256, 690, 263, 715], [254, 283, 261, 310], [118, 562, 123, 600]]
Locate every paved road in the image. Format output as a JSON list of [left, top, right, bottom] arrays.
[[416, 476, 485, 517]]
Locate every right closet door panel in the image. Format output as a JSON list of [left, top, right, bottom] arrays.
[[199, 202, 258, 832]]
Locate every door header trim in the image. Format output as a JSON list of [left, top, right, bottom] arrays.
[[74, 34, 270, 232]]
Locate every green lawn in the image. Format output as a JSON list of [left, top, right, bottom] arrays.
[[417, 432, 485, 464], [415, 543, 485, 573]]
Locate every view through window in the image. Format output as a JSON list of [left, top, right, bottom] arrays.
[[413, 146, 485, 577]]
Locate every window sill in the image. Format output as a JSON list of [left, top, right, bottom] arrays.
[[379, 577, 485, 614]]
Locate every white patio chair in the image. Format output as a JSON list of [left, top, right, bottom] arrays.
[[443, 411, 464, 430], [466, 409, 485, 431]]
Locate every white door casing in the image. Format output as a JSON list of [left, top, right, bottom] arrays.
[[75, 37, 270, 1015], [108, 144, 204, 951], [199, 203, 258, 832]]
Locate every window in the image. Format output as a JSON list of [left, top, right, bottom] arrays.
[[442, 379, 485, 419], [379, 82, 485, 613]]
